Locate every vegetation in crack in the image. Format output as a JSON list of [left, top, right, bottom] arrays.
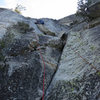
[[0, 32, 15, 61], [43, 33, 68, 99], [13, 22, 34, 34]]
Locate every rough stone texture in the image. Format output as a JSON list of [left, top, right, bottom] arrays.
[[0, 8, 100, 100], [58, 14, 85, 26], [45, 16, 100, 100], [86, 1, 100, 18], [0, 8, 67, 100], [87, 0, 100, 5], [37, 24, 56, 36]]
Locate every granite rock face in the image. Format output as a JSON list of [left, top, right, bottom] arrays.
[[0, 8, 100, 100], [45, 13, 100, 100], [0, 8, 68, 100], [86, 1, 100, 18]]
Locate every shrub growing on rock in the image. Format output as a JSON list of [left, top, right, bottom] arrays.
[[13, 22, 34, 34]]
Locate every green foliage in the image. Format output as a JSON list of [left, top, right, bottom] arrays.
[[0, 33, 14, 61], [77, 0, 93, 16], [0, 52, 5, 61], [14, 9, 21, 14], [14, 4, 26, 14], [77, 0, 86, 11], [97, 72, 100, 76], [0, 33, 14, 48], [90, 45, 96, 50], [0, 41, 5, 60], [13, 22, 34, 34], [0, 40, 6, 61], [71, 88, 74, 91], [0, 40, 5, 49]]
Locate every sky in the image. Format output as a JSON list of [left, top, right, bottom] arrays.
[[0, 0, 78, 19]]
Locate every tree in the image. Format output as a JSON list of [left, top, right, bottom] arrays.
[[14, 4, 26, 14], [77, 0, 87, 12], [77, 0, 96, 13]]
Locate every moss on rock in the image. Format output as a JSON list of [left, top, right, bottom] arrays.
[[13, 22, 34, 34]]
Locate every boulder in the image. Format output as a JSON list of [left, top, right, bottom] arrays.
[[58, 14, 85, 26], [86, 2, 100, 18], [37, 24, 56, 36]]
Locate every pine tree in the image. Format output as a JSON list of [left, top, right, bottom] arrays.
[[77, 0, 87, 14]]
